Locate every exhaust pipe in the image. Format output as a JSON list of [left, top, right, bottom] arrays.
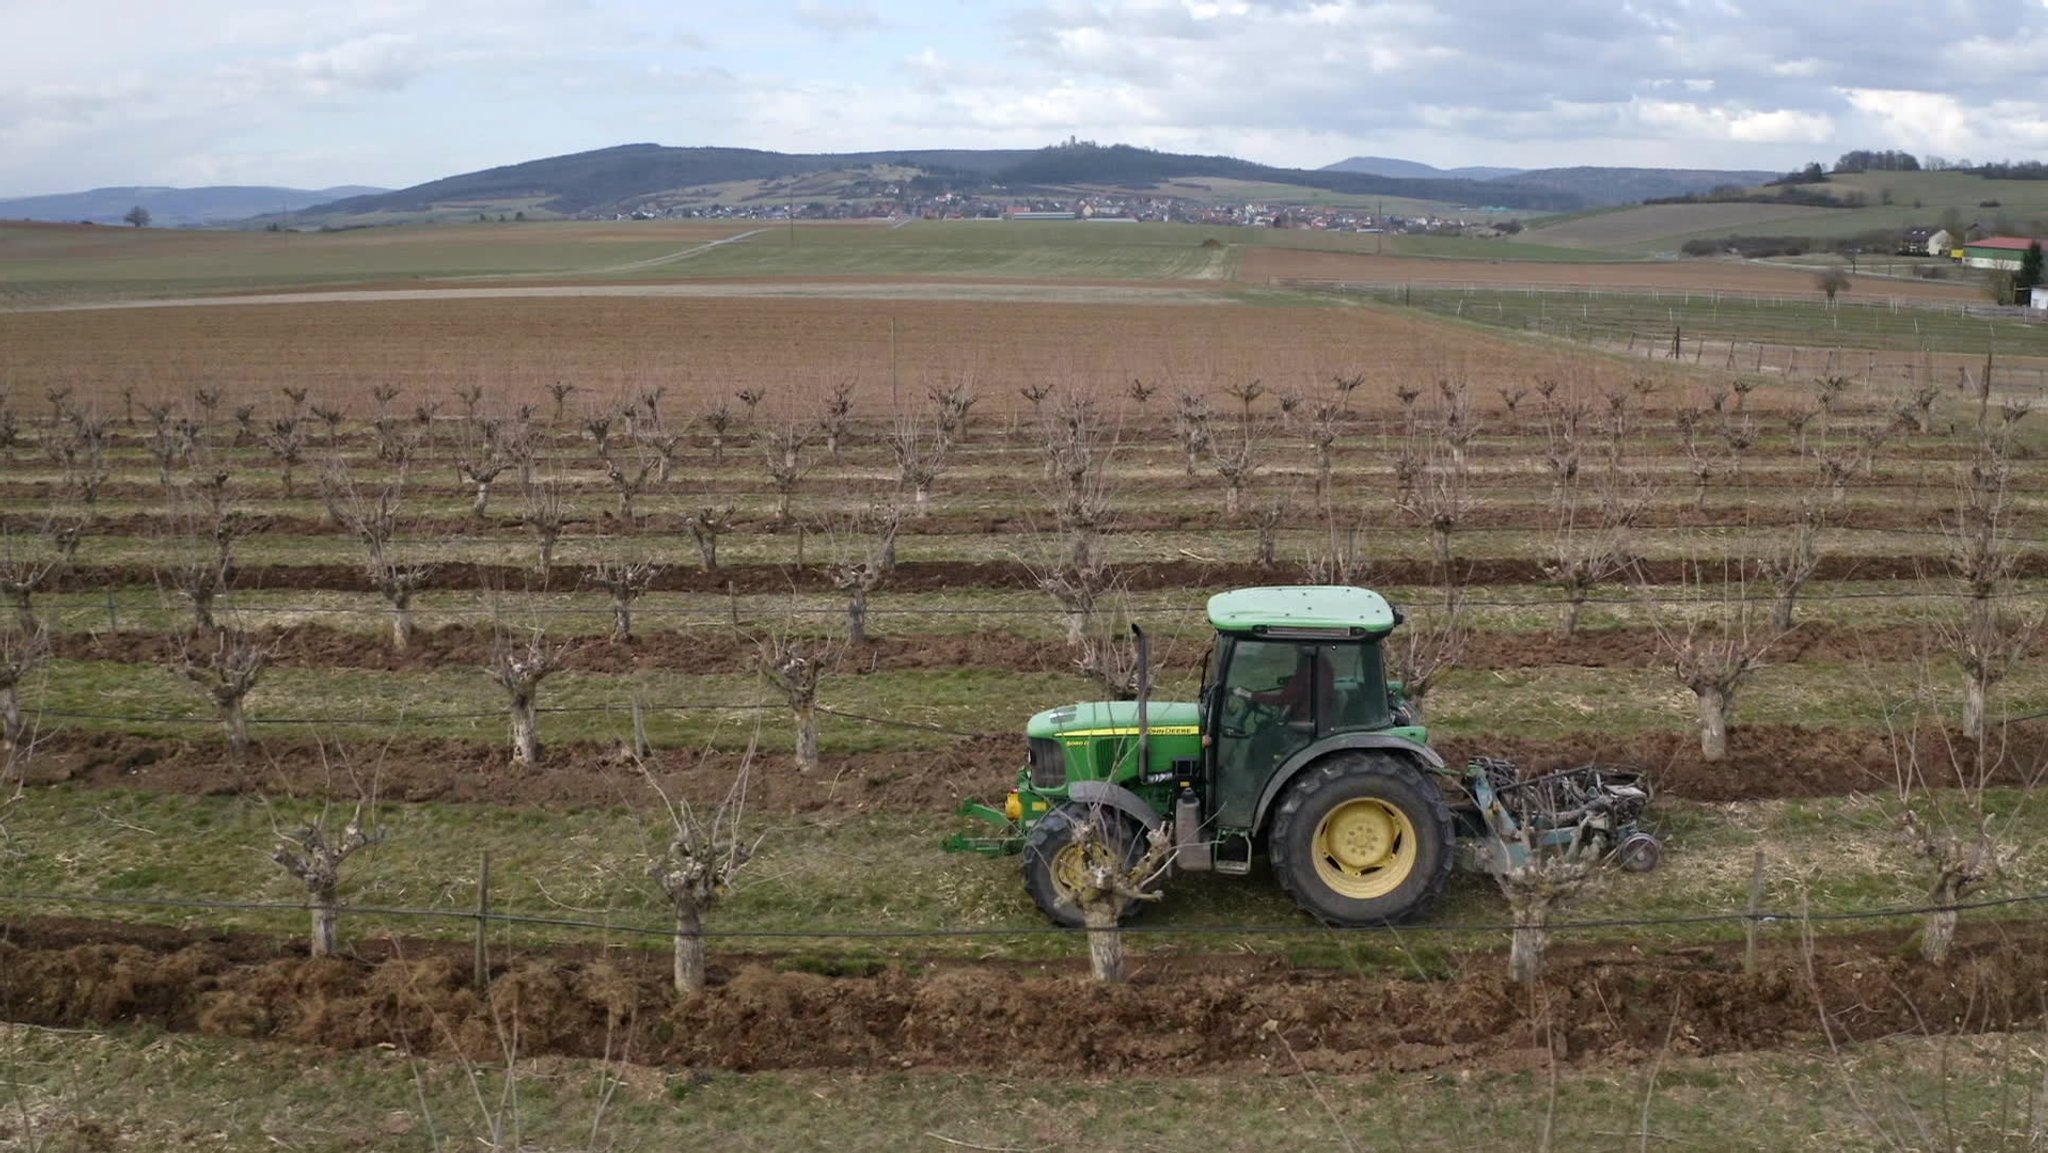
[[1131, 622, 1150, 775]]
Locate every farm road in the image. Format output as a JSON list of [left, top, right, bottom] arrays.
[[17, 279, 1230, 313]]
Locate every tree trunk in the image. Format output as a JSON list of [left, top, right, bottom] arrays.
[[848, 586, 868, 645], [1083, 901, 1125, 982], [1922, 877, 1961, 963], [2, 683, 22, 748], [311, 896, 340, 957], [696, 536, 717, 570], [794, 703, 819, 773], [1555, 596, 1584, 639], [224, 698, 249, 762], [279, 463, 295, 499], [510, 693, 540, 764], [674, 904, 706, 994], [471, 481, 490, 519], [1510, 916, 1547, 985], [1224, 483, 1243, 518], [612, 599, 632, 642], [1697, 685, 1731, 761], [1963, 675, 1988, 744], [914, 485, 931, 517], [1772, 587, 1798, 632], [389, 601, 413, 651]]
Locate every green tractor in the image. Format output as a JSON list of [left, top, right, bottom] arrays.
[[949, 586, 1660, 927]]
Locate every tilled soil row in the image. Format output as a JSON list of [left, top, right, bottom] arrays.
[[23, 721, 2044, 813], [0, 916, 2041, 1076], [0, 499, 1971, 540], [52, 552, 2025, 594], [47, 620, 1933, 676]]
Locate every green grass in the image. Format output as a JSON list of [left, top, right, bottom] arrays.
[[608, 219, 1241, 280], [6, 1024, 2045, 1153], [1380, 233, 1643, 262], [1340, 284, 2048, 356], [4, 786, 2044, 960]]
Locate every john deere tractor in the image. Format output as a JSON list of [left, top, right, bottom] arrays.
[[949, 586, 1659, 927]]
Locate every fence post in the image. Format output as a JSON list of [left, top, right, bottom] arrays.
[[1744, 847, 1766, 975], [474, 850, 492, 989]]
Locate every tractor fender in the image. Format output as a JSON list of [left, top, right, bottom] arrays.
[[1250, 735, 1447, 834], [1065, 781, 1164, 831]]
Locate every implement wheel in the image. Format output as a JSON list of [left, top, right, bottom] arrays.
[[1023, 804, 1148, 929], [1269, 753, 1454, 926]]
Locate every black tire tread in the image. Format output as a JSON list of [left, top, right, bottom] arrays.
[[1268, 753, 1455, 926]]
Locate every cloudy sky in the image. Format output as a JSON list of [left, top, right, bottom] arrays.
[[4, 0, 2047, 196]]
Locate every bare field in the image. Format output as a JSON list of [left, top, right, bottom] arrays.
[[0, 292, 1705, 412], [1526, 202, 1839, 249], [1239, 244, 1980, 300]]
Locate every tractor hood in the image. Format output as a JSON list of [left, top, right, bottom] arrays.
[[1026, 699, 1202, 739]]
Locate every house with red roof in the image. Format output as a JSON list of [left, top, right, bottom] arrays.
[[1959, 235, 2041, 270]]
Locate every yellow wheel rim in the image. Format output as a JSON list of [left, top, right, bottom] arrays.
[[1051, 838, 1114, 902], [1312, 798, 1418, 900]]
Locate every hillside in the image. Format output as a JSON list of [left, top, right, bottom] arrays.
[[1506, 167, 1778, 205], [1323, 156, 1524, 180], [0, 185, 386, 227], [301, 142, 1595, 223]]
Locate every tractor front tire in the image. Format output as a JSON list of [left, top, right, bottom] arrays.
[[1269, 753, 1455, 927], [1023, 803, 1149, 929]]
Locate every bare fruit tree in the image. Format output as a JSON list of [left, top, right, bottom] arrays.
[[1066, 810, 1174, 982], [176, 629, 270, 762], [830, 506, 900, 645], [1643, 562, 1787, 762], [335, 471, 433, 649], [640, 748, 758, 994], [682, 505, 736, 571], [487, 628, 568, 765], [752, 628, 836, 774], [0, 624, 48, 757], [763, 427, 809, 522], [1942, 420, 2032, 742], [1758, 497, 1825, 631], [1494, 823, 1594, 984], [522, 480, 566, 579], [1389, 585, 1468, 724], [589, 558, 663, 642], [1209, 433, 1260, 518], [1171, 392, 1213, 477], [1887, 694, 2038, 963], [270, 782, 383, 957], [885, 413, 947, 517]]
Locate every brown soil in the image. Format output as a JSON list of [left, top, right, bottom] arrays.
[[48, 620, 1930, 677], [56, 550, 2028, 595], [0, 915, 2040, 1076], [25, 720, 2046, 813]]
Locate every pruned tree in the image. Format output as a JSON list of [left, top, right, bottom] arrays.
[[1494, 822, 1594, 984], [640, 745, 758, 995], [262, 418, 306, 497], [589, 559, 663, 642], [1398, 448, 1473, 577], [583, 411, 616, 461], [702, 402, 735, 464], [309, 403, 345, 448], [1304, 516, 1370, 586], [1223, 378, 1264, 429], [334, 471, 433, 649], [176, 628, 270, 762], [763, 427, 809, 522], [1252, 494, 1286, 569], [830, 506, 900, 645], [886, 413, 947, 517], [604, 449, 656, 527], [643, 432, 684, 484], [269, 772, 383, 957], [752, 630, 836, 774], [546, 381, 576, 426], [1065, 809, 1174, 982], [1209, 434, 1260, 519], [1171, 392, 1213, 477], [735, 388, 765, 424], [1389, 584, 1468, 723], [1759, 498, 1825, 630], [1543, 524, 1627, 639], [929, 382, 980, 443], [682, 505, 735, 571], [1643, 561, 1787, 762], [486, 627, 568, 765], [1126, 377, 1157, 409], [1302, 401, 1341, 510], [0, 624, 48, 756], [521, 480, 566, 578], [456, 434, 509, 521], [1942, 420, 2031, 742], [0, 531, 64, 634], [819, 381, 855, 458]]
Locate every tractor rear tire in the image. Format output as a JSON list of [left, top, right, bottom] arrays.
[[1023, 803, 1149, 929], [1269, 753, 1455, 927]]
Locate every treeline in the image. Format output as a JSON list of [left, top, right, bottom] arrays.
[[1678, 230, 1903, 259], [1646, 184, 1858, 208]]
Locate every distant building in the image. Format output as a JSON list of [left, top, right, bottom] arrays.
[[1924, 228, 1951, 257], [2031, 285, 2048, 311], [1959, 236, 2040, 270]]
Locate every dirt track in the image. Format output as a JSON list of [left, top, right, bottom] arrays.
[[1, 916, 2040, 1076]]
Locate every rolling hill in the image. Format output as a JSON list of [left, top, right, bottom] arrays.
[[298, 142, 1596, 223], [0, 185, 387, 227], [1323, 156, 1525, 180]]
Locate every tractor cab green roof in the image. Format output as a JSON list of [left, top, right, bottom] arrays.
[[1206, 585, 1398, 637]]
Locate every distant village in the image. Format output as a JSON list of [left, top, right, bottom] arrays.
[[590, 187, 1508, 235]]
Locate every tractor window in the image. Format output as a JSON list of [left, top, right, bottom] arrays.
[[1319, 642, 1392, 734]]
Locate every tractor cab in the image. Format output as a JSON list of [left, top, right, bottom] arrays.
[[1199, 586, 1426, 858]]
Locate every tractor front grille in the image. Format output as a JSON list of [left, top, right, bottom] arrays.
[[1027, 737, 1067, 788]]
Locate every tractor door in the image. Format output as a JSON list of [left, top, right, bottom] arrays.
[[1210, 638, 1328, 829]]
